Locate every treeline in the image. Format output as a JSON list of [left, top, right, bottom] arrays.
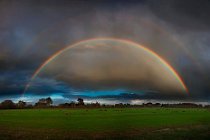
[[0, 97, 209, 109]]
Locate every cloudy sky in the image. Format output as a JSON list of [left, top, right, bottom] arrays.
[[0, 0, 210, 104]]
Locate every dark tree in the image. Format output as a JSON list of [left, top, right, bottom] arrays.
[[17, 100, 26, 108], [77, 98, 84, 106], [35, 97, 53, 107], [0, 100, 16, 109], [69, 101, 76, 107], [46, 97, 53, 106]]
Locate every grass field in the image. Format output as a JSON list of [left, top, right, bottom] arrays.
[[0, 108, 210, 140]]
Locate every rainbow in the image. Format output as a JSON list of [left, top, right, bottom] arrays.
[[23, 38, 189, 95]]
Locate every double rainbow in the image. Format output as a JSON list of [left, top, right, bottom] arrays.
[[23, 38, 188, 95]]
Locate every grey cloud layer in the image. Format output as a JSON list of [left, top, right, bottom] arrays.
[[0, 0, 210, 101]]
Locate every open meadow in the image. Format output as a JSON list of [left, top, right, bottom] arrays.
[[0, 108, 210, 140]]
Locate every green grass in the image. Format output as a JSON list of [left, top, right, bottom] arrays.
[[0, 108, 210, 139]]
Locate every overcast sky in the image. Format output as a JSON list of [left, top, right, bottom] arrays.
[[0, 0, 210, 103]]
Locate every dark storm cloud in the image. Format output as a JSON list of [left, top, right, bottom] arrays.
[[143, 0, 210, 100], [0, 71, 29, 97], [146, 0, 210, 31], [27, 77, 70, 95], [0, 0, 210, 102]]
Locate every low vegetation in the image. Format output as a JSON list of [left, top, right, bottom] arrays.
[[0, 98, 210, 139], [0, 108, 210, 139], [0, 97, 208, 109]]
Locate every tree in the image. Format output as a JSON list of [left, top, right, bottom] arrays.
[[46, 97, 53, 106], [90, 101, 100, 108], [69, 101, 76, 107], [0, 100, 16, 109], [35, 97, 53, 108], [17, 100, 26, 108], [77, 98, 84, 106]]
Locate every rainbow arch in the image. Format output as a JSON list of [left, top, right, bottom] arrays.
[[23, 38, 189, 95]]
